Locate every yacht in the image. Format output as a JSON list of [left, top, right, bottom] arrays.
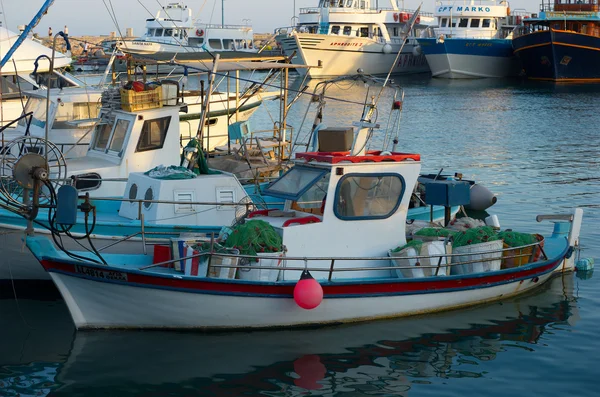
[[0, 27, 78, 128], [276, 0, 434, 79], [416, 1, 529, 78], [116, 2, 257, 56]]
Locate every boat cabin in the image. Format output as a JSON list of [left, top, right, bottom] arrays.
[[522, 0, 600, 36], [258, 150, 421, 281]]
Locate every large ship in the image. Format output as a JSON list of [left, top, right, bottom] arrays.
[[276, 0, 434, 79], [116, 2, 256, 55], [416, 1, 528, 78], [512, 0, 600, 82]]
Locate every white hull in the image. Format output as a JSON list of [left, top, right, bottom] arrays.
[[51, 268, 558, 330], [279, 33, 429, 78], [426, 53, 521, 78], [118, 40, 256, 55]]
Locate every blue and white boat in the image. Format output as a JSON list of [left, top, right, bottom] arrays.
[[416, 1, 529, 78]]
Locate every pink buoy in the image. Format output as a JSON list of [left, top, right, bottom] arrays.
[[294, 270, 323, 310]]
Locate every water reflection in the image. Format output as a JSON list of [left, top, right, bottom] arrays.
[[0, 274, 577, 396]]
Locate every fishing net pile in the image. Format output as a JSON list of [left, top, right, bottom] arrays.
[[224, 220, 283, 261]]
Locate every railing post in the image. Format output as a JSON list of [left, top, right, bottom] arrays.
[[328, 259, 335, 281]]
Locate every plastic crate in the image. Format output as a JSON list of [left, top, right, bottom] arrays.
[[120, 86, 163, 112]]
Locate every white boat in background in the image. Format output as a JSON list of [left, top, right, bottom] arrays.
[[0, 27, 79, 129], [276, 0, 434, 78], [116, 2, 256, 55], [2, 84, 267, 159], [416, 1, 529, 78]]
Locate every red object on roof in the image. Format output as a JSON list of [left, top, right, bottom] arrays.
[[295, 151, 420, 164]]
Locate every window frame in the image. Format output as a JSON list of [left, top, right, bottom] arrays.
[[135, 116, 171, 153], [263, 165, 330, 201], [333, 172, 406, 221]]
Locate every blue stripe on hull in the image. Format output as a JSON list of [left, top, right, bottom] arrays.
[[418, 38, 515, 57], [513, 30, 600, 81]]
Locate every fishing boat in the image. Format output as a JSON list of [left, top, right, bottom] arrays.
[[512, 0, 600, 82], [116, 2, 256, 56], [9, 74, 583, 328], [416, 0, 529, 78], [276, 0, 434, 78]]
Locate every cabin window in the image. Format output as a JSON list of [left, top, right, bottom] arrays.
[[440, 18, 448, 28], [451, 18, 458, 28], [147, 29, 155, 36], [392, 27, 398, 36], [53, 102, 101, 129], [164, 29, 173, 37], [136, 116, 171, 152], [470, 19, 480, 28], [482, 19, 491, 28], [458, 19, 469, 28], [223, 39, 233, 49], [345, 0, 353, 6], [17, 97, 47, 128], [108, 119, 131, 153], [334, 174, 405, 220], [155, 28, 164, 37], [331, 25, 341, 35], [360, 27, 369, 37], [92, 123, 112, 150], [209, 39, 223, 49], [343, 26, 352, 35], [264, 166, 329, 200], [205, 118, 218, 126]]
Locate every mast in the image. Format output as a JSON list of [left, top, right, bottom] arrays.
[[0, 0, 56, 68], [222, 0, 225, 27]]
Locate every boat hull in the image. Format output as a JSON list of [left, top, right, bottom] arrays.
[[278, 33, 429, 79], [417, 38, 520, 78], [513, 29, 600, 82], [38, 247, 569, 330]]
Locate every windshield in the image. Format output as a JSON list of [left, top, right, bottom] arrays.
[[53, 102, 101, 129], [17, 97, 48, 128], [264, 166, 330, 200]]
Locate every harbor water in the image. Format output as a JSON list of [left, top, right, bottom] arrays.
[[1, 74, 599, 396]]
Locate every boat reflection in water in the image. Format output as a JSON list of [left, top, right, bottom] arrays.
[[40, 273, 580, 395]]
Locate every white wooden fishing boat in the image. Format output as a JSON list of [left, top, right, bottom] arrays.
[[276, 0, 435, 78]]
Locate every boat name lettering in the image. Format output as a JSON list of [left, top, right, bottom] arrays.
[[466, 42, 492, 47], [437, 6, 491, 12], [330, 42, 363, 47], [132, 42, 153, 46], [75, 265, 128, 282]]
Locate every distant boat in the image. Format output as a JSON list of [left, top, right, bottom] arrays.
[[115, 2, 257, 56], [276, 0, 434, 78], [512, 0, 600, 82], [416, 0, 529, 78]]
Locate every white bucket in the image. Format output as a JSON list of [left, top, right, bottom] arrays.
[[237, 252, 283, 282], [451, 240, 503, 275], [389, 241, 449, 278]]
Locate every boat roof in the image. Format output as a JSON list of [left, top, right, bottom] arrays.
[[24, 86, 104, 101], [295, 151, 421, 165], [0, 27, 71, 73]]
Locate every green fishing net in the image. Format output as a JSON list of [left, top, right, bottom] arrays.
[[414, 228, 454, 238], [224, 220, 283, 261], [182, 138, 221, 175], [452, 226, 499, 248], [145, 165, 196, 179], [497, 231, 538, 247], [392, 239, 424, 253]]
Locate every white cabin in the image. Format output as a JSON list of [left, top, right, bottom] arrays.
[[258, 150, 421, 280]]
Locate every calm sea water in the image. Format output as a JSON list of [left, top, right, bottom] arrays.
[[1, 74, 599, 396]]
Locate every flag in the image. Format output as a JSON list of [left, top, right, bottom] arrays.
[[399, 4, 423, 42]]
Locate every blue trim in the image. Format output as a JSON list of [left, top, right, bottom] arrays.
[[417, 38, 514, 57], [263, 166, 329, 201], [333, 173, 406, 221]]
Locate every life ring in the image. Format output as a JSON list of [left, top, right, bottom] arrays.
[[393, 13, 399, 22], [196, 29, 204, 37]]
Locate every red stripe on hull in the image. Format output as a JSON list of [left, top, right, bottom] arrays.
[[40, 257, 563, 297]]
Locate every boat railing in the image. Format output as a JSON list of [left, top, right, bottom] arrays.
[[139, 237, 548, 281], [299, 7, 433, 16], [195, 23, 252, 31]]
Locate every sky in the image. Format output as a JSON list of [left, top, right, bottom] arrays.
[[1, 0, 541, 36]]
